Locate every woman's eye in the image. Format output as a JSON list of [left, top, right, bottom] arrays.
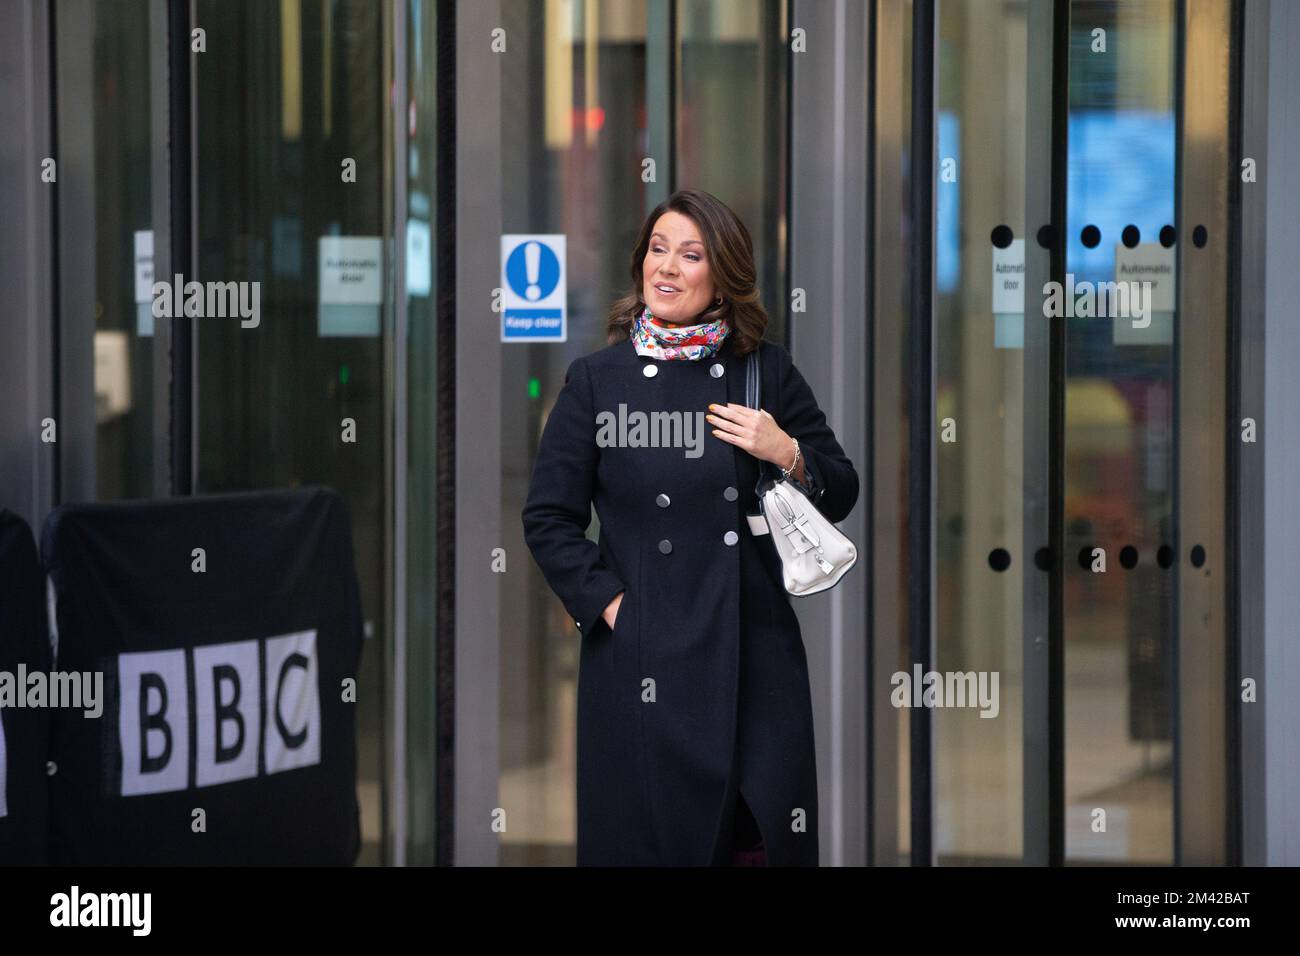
[[685, 254, 700, 262]]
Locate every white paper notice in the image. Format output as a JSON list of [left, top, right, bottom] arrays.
[[1113, 243, 1175, 312], [319, 236, 383, 337], [134, 231, 154, 303], [134, 230, 155, 337], [406, 220, 431, 297], [319, 237, 383, 305], [992, 239, 1025, 314]]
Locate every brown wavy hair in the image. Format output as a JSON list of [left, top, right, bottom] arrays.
[[607, 187, 768, 355]]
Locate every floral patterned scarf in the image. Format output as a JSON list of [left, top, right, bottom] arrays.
[[630, 306, 730, 361]]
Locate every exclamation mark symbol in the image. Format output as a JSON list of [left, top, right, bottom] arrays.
[[525, 242, 541, 301]]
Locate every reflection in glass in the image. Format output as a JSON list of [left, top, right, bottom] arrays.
[[499, 0, 650, 865], [194, 0, 389, 864], [932, 0, 1028, 865], [1063, 0, 1175, 865]]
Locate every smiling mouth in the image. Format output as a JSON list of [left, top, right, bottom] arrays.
[[654, 284, 682, 295]]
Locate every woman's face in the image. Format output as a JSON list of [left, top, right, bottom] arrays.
[[641, 211, 716, 325]]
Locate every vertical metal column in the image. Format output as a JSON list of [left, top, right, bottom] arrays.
[[167, 0, 194, 495], [454, 0, 504, 867], [789, 0, 871, 866], [1175, 0, 1233, 866], [869, 0, 906, 869], [1021, 0, 1068, 868], [388, 0, 410, 868], [1236, 0, 1268, 868], [907, 0, 935, 867], [1255, 0, 1300, 866]]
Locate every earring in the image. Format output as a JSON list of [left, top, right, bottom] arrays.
[[714, 295, 723, 305]]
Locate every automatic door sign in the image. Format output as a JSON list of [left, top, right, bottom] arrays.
[[992, 239, 1025, 349], [501, 234, 566, 342]]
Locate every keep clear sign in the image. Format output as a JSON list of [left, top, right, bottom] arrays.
[[992, 239, 1025, 349], [319, 236, 383, 336], [1113, 243, 1175, 345], [501, 234, 566, 342]]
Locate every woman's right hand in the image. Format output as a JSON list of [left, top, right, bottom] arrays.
[[602, 592, 624, 630]]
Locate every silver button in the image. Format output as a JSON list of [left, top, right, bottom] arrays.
[[723, 486, 738, 501], [656, 493, 671, 508], [710, 363, 725, 378], [724, 531, 739, 546], [643, 364, 658, 378], [658, 539, 673, 555]]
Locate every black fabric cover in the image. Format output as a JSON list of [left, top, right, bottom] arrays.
[[41, 487, 364, 865], [0, 509, 52, 864]]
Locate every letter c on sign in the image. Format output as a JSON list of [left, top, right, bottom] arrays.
[[275, 653, 310, 749]]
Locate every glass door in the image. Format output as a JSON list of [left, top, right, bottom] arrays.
[[898, 0, 1235, 865]]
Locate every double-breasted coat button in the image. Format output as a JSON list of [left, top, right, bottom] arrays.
[[658, 539, 673, 555], [723, 486, 738, 501], [656, 493, 671, 508], [724, 531, 739, 546], [709, 363, 725, 378], [643, 364, 658, 378]]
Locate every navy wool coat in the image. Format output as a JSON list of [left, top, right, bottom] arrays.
[[521, 335, 858, 866]]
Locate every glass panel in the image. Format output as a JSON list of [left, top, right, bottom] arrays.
[[1064, 0, 1176, 864], [498, 0, 649, 866], [54, 0, 156, 502], [677, 0, 786, 344], [193, 0, 390, 865], [932, 0, 1028, 865]]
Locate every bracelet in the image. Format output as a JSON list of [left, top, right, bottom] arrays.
[[780, 437, 801, 481]]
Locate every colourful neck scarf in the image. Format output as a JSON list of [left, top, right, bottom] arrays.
[[630, 306, 730, 361]]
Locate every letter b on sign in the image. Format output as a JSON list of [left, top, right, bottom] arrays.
[[120, 650, 190, 796]]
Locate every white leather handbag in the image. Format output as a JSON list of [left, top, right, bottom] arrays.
[[743, 348, 858, 596]]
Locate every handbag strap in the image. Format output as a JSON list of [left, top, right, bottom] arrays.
[[745, 347, 760, 410], [744, 347, 774, 489]]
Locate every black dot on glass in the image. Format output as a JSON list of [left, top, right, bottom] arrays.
[[1034, 547, 1052, 571], [1157, 545, 1174, 569], [991, 225, 1014, 249], [1159, 225, 1177, 248], [1119, 545, 1139, 569], [1190, 544, 1206, 568], [1036, 224, 1057, 248], [1077, 546, 1094, 570], [1193, 225, 1208, 248], [988, 548, 1011, 572], [1122, 225, 1140, 248], [1081, 225, 1101, 248]]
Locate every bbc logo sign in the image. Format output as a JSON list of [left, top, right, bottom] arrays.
[[119, 630, 320, 796]]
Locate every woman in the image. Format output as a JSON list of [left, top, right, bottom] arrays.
[[522, 187, 858, 866]]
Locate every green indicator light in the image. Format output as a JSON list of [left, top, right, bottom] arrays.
[[339, 364, 350, 385], [528, 377, 540, 399]]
